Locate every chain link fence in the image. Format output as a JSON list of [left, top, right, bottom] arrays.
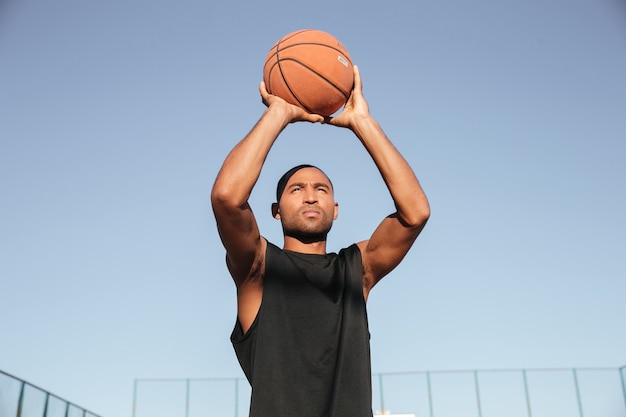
[[4, 365, 623, 417], [132, 366, 626, 417], [0, 370, 102, 417]]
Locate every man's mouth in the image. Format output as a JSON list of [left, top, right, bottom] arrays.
[[302, 209, 320, 217]]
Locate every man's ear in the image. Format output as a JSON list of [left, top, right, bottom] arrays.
[[271, 202, 280, 220], [333, 202, 339, 220]]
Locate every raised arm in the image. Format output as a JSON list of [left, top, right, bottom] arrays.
[[327, 66, 430, 297], [211, 83, 323, 285]]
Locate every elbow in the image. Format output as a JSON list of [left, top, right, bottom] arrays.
[[210, 183, 227, 208], [412, 209, 431, 229], [211, 182, 239, 211], [401, 202, 430, 229], [211, 181, 251, 215]]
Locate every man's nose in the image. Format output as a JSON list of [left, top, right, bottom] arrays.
[[304, 188, 317, 203]]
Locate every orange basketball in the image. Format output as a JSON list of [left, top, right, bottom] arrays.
[[263, 29, 354, 117]]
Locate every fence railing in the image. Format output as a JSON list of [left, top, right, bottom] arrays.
[[371, 366, 626, 417], [132, 365, 626, 417], [0, 369, 103, 417]]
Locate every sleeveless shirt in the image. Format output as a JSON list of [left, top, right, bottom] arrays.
[[231, 241, 373, 417]]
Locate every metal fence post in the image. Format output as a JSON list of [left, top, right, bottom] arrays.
[[426, 371, 433, 417], [132, 379, 138, 417], [474, 371, 482, 417], [572, 369, 584, 417], [618, 366, 626, 409], [378, 373, 385, 414], [16, 381, 25, 417], [522, 370, 532, 417], [43, 393, 50, 417], [185, 379, 190, 417]]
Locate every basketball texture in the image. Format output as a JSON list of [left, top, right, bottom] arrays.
[[263, 29, 354, 117]]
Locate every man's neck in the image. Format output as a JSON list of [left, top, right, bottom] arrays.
[[282, 236, 327, 254]]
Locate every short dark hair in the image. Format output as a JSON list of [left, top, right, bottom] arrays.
[[275, 164, 332, 202]]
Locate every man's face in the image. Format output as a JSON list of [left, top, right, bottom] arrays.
[[273, 167, 338, 242]]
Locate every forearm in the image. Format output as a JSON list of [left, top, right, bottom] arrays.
[[352, 115, 430, 227], [212, 106, 291, 207]]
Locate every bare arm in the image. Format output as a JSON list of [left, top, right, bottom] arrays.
[[327, 66, 430, 297], [211, 83, 323, 332], [211, 83, 324, 285]]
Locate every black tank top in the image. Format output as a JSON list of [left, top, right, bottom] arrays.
[[231, 241, 373, 417]]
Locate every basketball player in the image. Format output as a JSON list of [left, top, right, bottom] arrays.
[[211, 65, 430, 417]]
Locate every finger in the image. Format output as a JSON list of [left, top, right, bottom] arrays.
[[306, 114, 325, 123], [352, 65, 362, 92], [323, 115, 345, 126], [259, 81, 271, 106], [259, 81, 269, 98]]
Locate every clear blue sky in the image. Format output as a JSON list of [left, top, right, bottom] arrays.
[[1, 0, 625, 416]]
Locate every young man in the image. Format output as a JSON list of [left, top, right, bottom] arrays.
[[211, 66, 430, 417]]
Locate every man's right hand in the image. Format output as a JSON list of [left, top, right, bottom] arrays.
[[259, 82, 325, 124]]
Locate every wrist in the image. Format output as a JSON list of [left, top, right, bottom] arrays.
[[264, 103, 293, 127], [350, 114, 379, 138]]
